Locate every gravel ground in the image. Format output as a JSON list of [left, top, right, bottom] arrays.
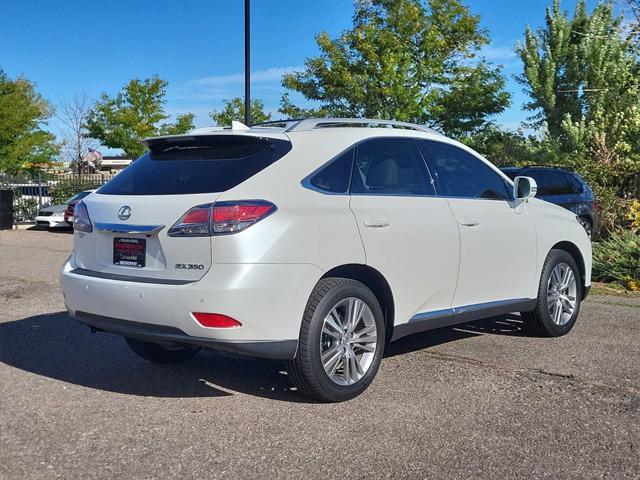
[[0, 228, 638, 479]]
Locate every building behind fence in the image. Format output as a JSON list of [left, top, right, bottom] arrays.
[[0, 172, 116, 223]]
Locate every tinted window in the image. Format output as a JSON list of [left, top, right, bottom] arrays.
[[351, 138, 435, 195], [525, 170, 572, 195], [564, 173, 584, 194], [420, 141, 510, 200], [65, 190, 92, 204], [308, 148, 353, 193], [98, 135, 291, 195], [501, 168, 520, 180]]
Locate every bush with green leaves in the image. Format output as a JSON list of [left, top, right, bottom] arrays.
[[593, 229, 640, 291], [13, 196, 38, 222], [50, 179, 101, 205]]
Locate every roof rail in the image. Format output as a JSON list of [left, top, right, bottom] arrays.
[[251, 118, 440, 134], [286, 118, 440, 134], [251, 119, 304, 129], [519, 164, 571, 170]]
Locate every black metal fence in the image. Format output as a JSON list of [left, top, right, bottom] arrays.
[[0, 172, 115, 223]]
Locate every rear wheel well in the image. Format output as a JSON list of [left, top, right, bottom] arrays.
[[551, 241, 586, 297], [321, 264, 395, 342]]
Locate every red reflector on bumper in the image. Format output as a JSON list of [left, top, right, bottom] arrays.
[[192, 312, 242, 328]]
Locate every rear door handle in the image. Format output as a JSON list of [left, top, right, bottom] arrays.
[[459, 219, 480, 227], [363, 218, 391, 228]]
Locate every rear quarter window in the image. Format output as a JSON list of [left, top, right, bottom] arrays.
[[307, 148, 354, 194], [98, 135, 291, 195]]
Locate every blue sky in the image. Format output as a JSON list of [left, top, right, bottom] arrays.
[[1, 0, 603, 147]]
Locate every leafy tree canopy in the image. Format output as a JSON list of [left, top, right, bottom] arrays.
[[517, 1, 640, 169], [210, 97, 271, 126], [0, 69, 59, 173], [86, 76, 195, 159], [280, 0, 510, 136]]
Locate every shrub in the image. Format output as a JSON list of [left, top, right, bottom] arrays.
[[626, 199, 640, 233], [593, 229, 640, 291], [13, 196, 38, 222], [50, 179, 101, 205]]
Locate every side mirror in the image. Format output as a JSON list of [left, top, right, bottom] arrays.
[[514, 176, 537, 201]]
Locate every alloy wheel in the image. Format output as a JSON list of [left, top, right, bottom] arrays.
[[320, 297, 378, 386], [546, 263, 577, 326]]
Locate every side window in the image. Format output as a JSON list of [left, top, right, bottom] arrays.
[[420, 140, 510, 200], [564, 173, 584, 194], [527, 170, 571, 195], [351, 138, 435, 196], [308, 148, 354, 194]]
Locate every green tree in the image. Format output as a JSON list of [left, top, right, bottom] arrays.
[[516, 0, 640, 195], [280, 0, 510, 136], [460, 125, 559, 168], [0, 70, 59, 173], [86, 76, 195, 159], [210, 97, 271, 126]]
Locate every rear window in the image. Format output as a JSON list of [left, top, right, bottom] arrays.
[[98, 135, 291, 195], [65, 190, 92, 204]]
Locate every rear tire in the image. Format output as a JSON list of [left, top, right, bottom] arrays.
[[125, 337, 200, 364], [522, 249, 582, 337], [288, 278, 385, 402]]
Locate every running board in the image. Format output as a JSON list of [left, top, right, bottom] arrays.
[[391, 298, 537, 342]]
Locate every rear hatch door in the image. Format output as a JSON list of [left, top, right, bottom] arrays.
[[72, 133, 291, 283], [76, 193, 221, 282]]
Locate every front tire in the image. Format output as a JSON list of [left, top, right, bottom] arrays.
[[522, 249, 582, 337], [288, 278, 385, 402], [125, 337, 201, 364]]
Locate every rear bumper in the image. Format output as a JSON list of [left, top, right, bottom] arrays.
[[72, 311, 297, 359], [60, 258, 323, 359]]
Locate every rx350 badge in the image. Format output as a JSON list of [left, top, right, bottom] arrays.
[[175, 263, 205, 270]]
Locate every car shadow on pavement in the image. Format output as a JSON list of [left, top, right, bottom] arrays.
[[384, 314, 526, 357], [0, 311, 527, 402]]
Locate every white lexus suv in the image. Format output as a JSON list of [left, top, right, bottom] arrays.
[[60, 118, 592, 402]]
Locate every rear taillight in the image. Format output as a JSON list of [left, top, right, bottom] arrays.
[[168, 200, 276, 237], [72, 201, 92, 233], [168, 204, 212, 237]]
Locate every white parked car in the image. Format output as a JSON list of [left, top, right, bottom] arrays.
[[35, 190, 94, 229], [60, 118, 592, 402]]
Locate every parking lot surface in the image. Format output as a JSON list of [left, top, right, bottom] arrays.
[[1, 229, 639, 479]]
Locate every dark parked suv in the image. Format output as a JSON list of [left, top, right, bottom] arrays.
[[501, 166, 598, 239]]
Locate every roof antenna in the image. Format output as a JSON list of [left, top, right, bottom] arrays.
[[231, 120, 250, 131]]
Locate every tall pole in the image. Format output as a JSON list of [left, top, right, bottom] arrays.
[[244, 0, 251, 126]]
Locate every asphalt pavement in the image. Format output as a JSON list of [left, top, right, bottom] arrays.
[[1, 228, 638, 479]]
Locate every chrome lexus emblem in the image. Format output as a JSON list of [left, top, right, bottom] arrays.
[[117, 206, 131, 221]]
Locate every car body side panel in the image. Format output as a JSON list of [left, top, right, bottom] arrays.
[[528, 198, 592, 291], [350, 195, 460, 330], [212, 132, 366, 270], [446, 198, 539, 306]]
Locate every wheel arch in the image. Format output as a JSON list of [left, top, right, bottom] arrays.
[[321, 264, 395, 342], [551, 241, 587, 298]]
